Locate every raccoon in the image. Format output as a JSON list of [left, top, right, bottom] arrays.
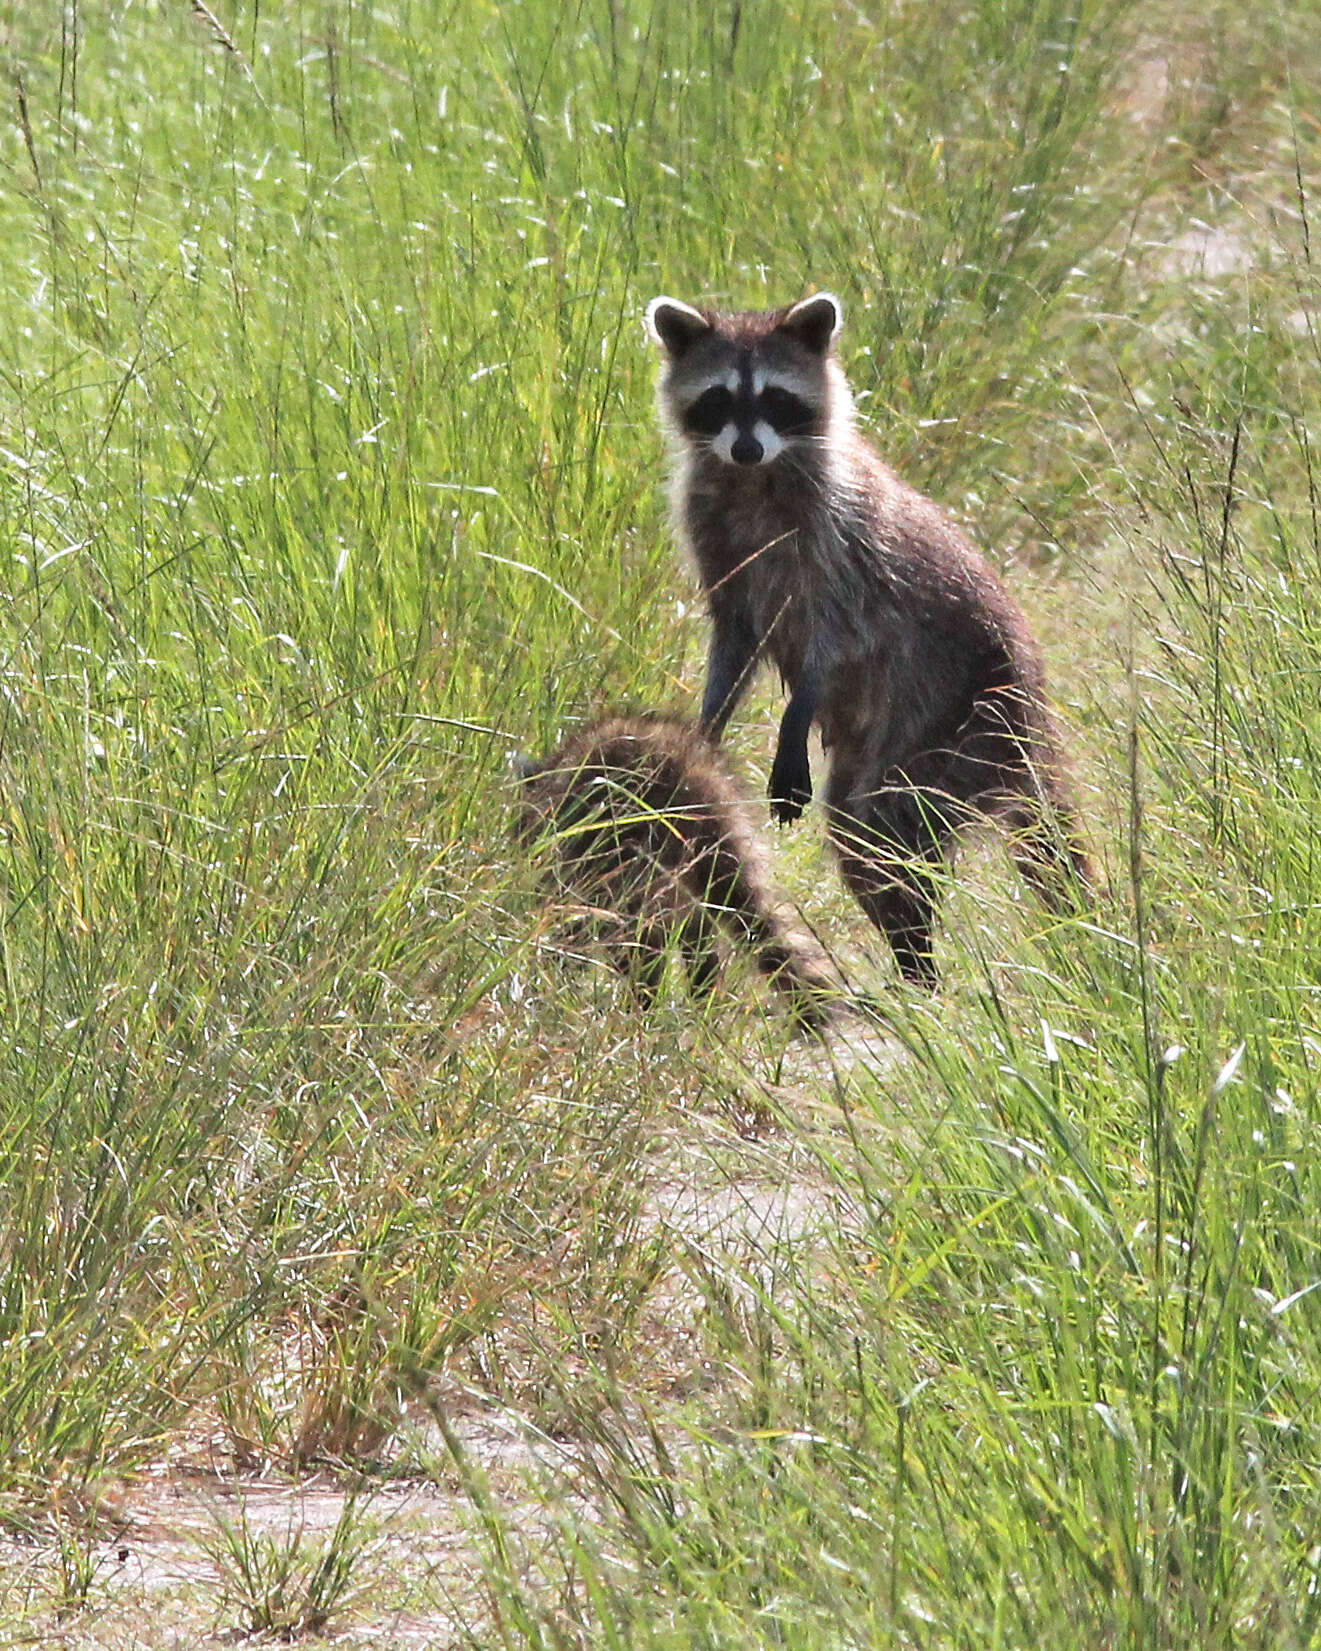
[[646, 291, 1093, 987], [514, 714, 840, 1025]]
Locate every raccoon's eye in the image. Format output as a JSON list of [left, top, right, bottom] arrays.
[[682, 386, 735, 436], [758, 386, 816, 435]]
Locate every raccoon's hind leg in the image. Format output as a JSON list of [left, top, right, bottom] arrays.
[[1001, 788, 1096, 915], [920, 693, 1096, 918], [947, 698, 1096, 913], [826, 779, 954, 990]]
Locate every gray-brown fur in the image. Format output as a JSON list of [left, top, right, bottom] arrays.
[[647, 292, 1093, 987], [514, 714, 839, 1024]]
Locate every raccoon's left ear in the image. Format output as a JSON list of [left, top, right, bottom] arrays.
[[646, 297, 713, 358], [777, 293, 843, 355]]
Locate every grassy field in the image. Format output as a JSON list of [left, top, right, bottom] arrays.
[[1, 0, 1320, 1644]]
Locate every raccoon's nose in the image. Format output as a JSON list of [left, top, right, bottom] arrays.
[[730, 431, 764, 465]]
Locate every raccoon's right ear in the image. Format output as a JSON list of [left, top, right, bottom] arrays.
[[645, 297, 712, 358], [777, 292, 843, 355]]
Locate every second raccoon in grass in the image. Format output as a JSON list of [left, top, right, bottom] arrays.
[[646, 290, 1094, 987], [514, 714, 839, 1026]]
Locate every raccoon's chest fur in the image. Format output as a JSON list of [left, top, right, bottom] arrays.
[[679, 450, 888, 687]]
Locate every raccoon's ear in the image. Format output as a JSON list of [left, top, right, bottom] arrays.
[[646, 297, 712, 358], [777, 293, 843, 355], [509, 750, 538, 782]]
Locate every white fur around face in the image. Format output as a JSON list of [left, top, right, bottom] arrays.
[[752, 421, 785, 462], [752, 365, 820, 406], [710, 424, 739, 463], [706, 422, 786, 465]]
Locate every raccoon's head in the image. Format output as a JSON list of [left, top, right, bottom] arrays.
[[645, 293, 845, 468], [510, 748, 561, 843], [510, 746, 600, 846]]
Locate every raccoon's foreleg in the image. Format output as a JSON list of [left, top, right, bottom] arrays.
[[700, 605, 761, 739], [607, 916, 673, 1004], [769, 665, 821, 824], [678, 823, 835, 1025], [676, 906, 723, 996]]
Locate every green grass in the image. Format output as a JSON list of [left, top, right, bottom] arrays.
[[1, 0, 1320, 1644]]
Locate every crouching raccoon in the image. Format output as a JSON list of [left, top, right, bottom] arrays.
[[514, 714, 840, 1027]]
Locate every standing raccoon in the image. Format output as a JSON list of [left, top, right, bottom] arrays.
[[514, 715, 839, 1025], [646, 291, 1093, 987]]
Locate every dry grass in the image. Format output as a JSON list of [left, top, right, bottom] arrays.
[[0, 0, 1319, 1643]]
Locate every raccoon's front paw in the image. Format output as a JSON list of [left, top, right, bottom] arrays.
[[769, 749, 812, 824]]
